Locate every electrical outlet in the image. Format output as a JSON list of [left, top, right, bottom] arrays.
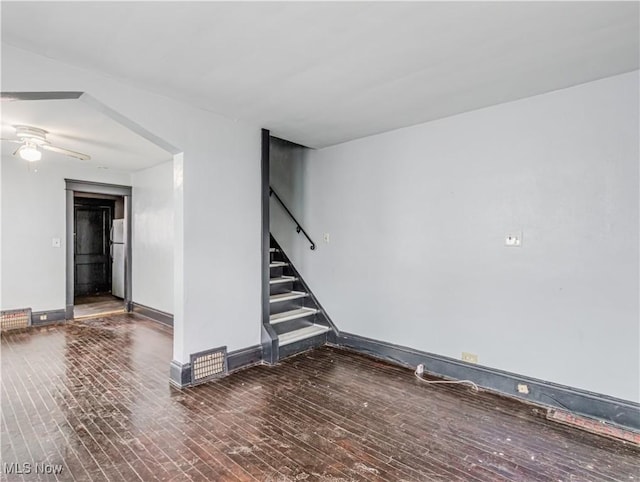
[[39, 314, 48, 321], [462, 352, 478, 364], [517, 383, 530, 394], [416, 364, 425, 375]]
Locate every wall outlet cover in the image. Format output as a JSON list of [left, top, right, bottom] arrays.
[[462, 352, 478, 364]]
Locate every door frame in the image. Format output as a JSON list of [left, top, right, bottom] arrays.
[[65, 179, 132, 319]]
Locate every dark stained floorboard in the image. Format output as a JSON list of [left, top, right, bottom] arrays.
[[1, 313, 638, 481]]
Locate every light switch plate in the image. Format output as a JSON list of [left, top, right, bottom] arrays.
[[52, 238, 61, 248], [505, 232, 522, 247]]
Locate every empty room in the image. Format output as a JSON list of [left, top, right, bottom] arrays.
[[1, 2, 638, 481]]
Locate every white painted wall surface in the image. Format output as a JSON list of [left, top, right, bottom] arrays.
[[132, 160, 174, 314], [1, 44, 262, 363], [270, 138, 312, 263], [0, 157, 131, 311], [271, 71, 640, 402]]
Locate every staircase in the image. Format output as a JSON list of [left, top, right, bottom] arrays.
[[268, 236, 334, 359]]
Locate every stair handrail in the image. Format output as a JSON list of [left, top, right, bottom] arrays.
[[269, 187, 316, 250]]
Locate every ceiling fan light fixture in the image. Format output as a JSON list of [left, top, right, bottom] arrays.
[[4, 125, 91, 162], [18, 142, 42, 162]]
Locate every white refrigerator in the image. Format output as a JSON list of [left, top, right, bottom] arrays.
[[111, 219, 125, 299]]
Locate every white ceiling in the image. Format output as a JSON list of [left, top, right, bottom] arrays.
[[2, 2, 639, 148], [1, 99, 173, 170]]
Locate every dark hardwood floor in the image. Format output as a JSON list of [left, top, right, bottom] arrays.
[[1, 314, 638, 481]]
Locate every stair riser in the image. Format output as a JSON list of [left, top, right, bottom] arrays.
[[270, 298, 312, 315], [279, 332, 328, 359], [270, 282, 295, 296], [270, 252, 283, 263], [270, 266, 285, 278], [271, 318, 314, 336], [290, 280, 310, 293]]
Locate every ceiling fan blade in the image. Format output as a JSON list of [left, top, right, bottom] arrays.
[[12, 145, 21, 156], [42, 144, 91, 161], [1, 138, 23, 144]]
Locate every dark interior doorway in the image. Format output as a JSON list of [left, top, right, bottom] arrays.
[[73, 193, 126, 318], [74, 198, 113, 295]]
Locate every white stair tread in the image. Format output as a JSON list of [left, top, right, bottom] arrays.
[[270, 291, 308, 303], [269, 261, 288, 268], [269, 247, 278, 253], [278, 325, 330, 346], [270, 276, 297, 285], [270, 307, 318, 325]]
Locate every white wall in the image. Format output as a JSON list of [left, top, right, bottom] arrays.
[[0, 157, 131, 311], [132, 160, 174, 314], [271, 71, 640, 402], [1, 44, 262, 363], [270, 137, 311, 261]]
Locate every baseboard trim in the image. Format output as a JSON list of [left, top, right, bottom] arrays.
[[228, 345, 263, 372], [334, 332, 640, 432], [31, 309, 67, 326], [170, 344, 264, 389], [132, 302, 173, 326], [169, 360, 191, 388], [261, 323, 278, 365]]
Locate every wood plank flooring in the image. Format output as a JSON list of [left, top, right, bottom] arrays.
[[1, 313, 638, 481], [74, 294, 124, 318]]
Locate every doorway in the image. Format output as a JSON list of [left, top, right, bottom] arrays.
[[65, 180, 132, 320], [73, 194, 125, 317]]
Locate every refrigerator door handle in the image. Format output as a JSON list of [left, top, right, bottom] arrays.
[[109, 225, 114, 243]]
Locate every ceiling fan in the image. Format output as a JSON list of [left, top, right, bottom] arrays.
[[1, 125, 91, 161]]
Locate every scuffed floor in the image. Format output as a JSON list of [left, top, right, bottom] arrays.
[[1, 314, 638, 481]]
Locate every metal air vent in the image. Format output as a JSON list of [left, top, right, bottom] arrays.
[[1, 308, 32, 332], [190, 346, 227, 384]]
